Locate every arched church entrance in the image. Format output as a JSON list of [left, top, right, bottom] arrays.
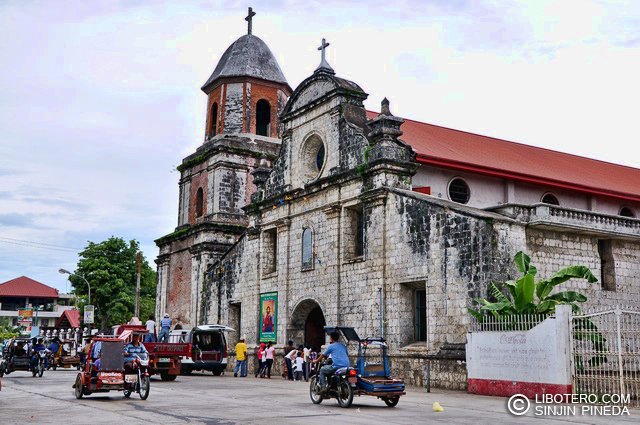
[[288, 299, 326, 352]]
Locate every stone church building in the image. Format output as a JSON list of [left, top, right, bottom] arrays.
[[156, 12, 640, 387]]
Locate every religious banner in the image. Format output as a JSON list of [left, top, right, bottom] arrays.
[[259, 292, 277, 342]]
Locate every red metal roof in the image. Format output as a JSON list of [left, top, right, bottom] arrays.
[[366, 111, 640, 202], [0, 276, 59, 298], [56, 309, 81, 328]]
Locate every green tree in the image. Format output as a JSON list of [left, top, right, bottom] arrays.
[[70, 237, 156, 330], [0, 317, 20, 340], [468, 251, 598, 319]]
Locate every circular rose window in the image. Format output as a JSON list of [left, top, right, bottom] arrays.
[[300, 134, 326, 182]]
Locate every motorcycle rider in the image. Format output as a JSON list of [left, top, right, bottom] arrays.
[[123, 333, 148, 372], [48, 337, 60, 356], [313, 331, 350, 394], [31, 338, 47, 369]]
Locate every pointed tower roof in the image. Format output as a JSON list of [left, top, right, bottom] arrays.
[[201, 34, 289, 93]]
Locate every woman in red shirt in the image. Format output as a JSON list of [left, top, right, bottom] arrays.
[[255, 342, 266, 377]]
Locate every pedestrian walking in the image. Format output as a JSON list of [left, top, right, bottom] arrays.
[[255, 342, 266, 378], [158, 313, 172, 342], [144, 315, 157, 342], [285, 344, 297, 381], [283, 340, 295, 380], [263, 342, 275, 378], [294, 351, 304, 381], [234, 337, 248, 377]]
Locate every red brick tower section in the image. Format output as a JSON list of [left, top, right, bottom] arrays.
[[201, 34, 292, 140], [204, 78, 290, 139]]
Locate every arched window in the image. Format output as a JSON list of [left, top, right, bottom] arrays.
[[195, 187, 204, 217], [541, 193, 559, 205], [619, 206, 635, 218], [448, 178, 470, 204], [301, 228, 313, 270], [211, 103, 218, 136], [256, 99, 271, 137]]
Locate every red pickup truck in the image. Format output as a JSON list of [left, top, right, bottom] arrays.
[[115, 325, 190, 381]]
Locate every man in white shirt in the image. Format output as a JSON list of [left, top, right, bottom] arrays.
[[285, 347, 298, 381], [144, 315, 157, 343]]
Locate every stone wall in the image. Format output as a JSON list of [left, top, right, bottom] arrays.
[[526, 228, 640, 308]]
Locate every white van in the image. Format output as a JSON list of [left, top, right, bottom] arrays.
[[169, 325, 234, 375]]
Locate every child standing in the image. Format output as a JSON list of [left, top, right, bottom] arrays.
[[294, 350, 304, 381]]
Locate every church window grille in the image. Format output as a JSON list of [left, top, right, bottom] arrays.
[[541, 193, 560, 205], [301, 228, 314, 270], [262, 228, 278, 274], [598, 239, 616, 291], [211, 102, 218, 135], [316, 144, 325, 171], [256, 99, 271, 137], [619, 206, 635, 218], [448, 178, 470, 204], [300, 134, 326, 183], [415, 289, 427, 342], [195, 187, 204, 218]]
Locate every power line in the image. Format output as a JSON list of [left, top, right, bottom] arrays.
[[0, 237, 79, 253], [0, 236, 80, 250]]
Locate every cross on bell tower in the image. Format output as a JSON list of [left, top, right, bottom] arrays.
[[315, 37, 335, 74], [245, 7, 256, 35]]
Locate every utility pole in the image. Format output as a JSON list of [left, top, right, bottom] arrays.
[[135, 252, 141, 318]]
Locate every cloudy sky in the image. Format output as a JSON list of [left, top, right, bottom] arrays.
[[1, 0, 639, 292]]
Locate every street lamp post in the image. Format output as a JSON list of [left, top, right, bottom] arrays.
[[59, 268, 92, 336], [58, 268, 91, 306]]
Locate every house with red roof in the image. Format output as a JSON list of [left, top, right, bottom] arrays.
[[155, 19, 640, 389], [0, 276, 76, 328]]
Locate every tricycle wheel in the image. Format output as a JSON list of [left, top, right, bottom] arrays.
[[123, 389, 132, 398], [309, 376, 323, 404], [138, 375, 150, 400], [160, 373, 177, 381], [383, 396, 400, 407], [74, 374, 84, 399], [212, 369, 223, 376], [336, 380, 354, 408]]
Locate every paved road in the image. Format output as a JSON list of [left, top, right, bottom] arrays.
[[0, 369, 637, 424]]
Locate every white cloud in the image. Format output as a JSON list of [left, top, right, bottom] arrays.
[[0, 0, 638, 290]]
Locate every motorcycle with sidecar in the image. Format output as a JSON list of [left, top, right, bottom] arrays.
[[73, 331, 150, 400], [1, 337, 46, 378], [309, 327, 405, 408]]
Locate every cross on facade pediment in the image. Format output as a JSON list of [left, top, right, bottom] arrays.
[[315, 37, 335, 74]]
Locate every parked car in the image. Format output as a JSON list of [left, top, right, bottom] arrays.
[[170, 325, 233, 376]]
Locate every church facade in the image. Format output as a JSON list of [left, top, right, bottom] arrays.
[[156, 12, 640, 388]]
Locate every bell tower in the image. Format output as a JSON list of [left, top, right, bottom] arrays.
[[201, 8, 291, 139], [155, 7, 291, 327]]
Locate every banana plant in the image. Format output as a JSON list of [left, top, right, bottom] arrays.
[[469, 251, 607, 369], [468, 251, 598, 319]]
